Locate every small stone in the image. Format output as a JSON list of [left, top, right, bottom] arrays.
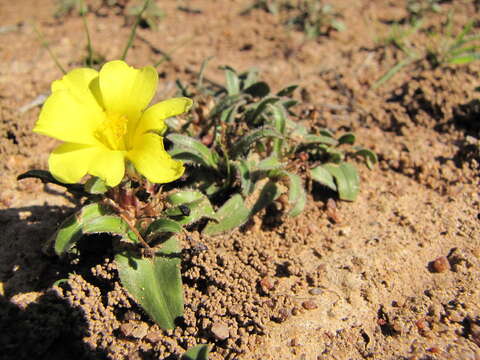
[[302, 300, 318, 310], [145, 330, 163, 343], [211, 322, 229, 341], [326, 198, 341, 224], [431, 256, 450, 273], [120, 321, 149, 339], [260, 277, 274, 291], [278, 308, 289, 322], [339, 227, 351, 236], [309, 288, 323, 295]]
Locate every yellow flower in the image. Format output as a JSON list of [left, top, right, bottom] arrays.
[[34, 60, 192, 187]]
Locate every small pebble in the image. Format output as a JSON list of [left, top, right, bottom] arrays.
[[309, 288, 323, 296], [145, 330, 163, 343], [260, 277, 274, 291], [431, 256, 450, 273], [211, 322, 230, 341], [302, 300, 318, 310]]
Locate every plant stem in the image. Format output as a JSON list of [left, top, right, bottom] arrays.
[[80, 0, 94, 68], [33, 24, 66, 75], [121, 0, 151, 61]]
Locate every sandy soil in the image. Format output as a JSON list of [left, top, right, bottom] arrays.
[[1, 0, 479, 359]]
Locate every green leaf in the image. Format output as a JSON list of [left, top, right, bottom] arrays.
[[276, 84, 298, 97], [270, 104, 287, 157], [327, 148, 345, 163], [209, 94, 246, 119], [302, 134, 338, 146], [182, 344, 211, 360], [251, 181, 282, 215], [17, 169, 86, 195], [242, 68, 259, 89], [224, 67, 240, 95], [283, 172, 306, 217], [167, 190, 204, 205], [52, 203, 109, 256], [116, 236, 183, 330], [83, 215, 139, 243], [203, 194, 250, 235], [168, 134, 219, 170], [230, 127, 283, 158], [246, 96, 280, 124], [338, 133, 356, 145], [220, 101, 245, 123], [447, 53, 480, 65], [244, 81, 270, 97], [354, 148, 378, 170], [83, 176, 108, 194], [310, 166, 337, 191], [235, 159, 254, 196], [323, 162, 360, 201], [145, 218, 182, 237], [255, 156, 283, 171], [166, 190, 216, 225]]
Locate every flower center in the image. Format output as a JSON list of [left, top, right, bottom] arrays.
[[95, 112, 130, 151]]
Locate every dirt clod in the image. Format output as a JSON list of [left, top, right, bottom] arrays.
[[301, 300, 318, 310], [210, 322, 230, 341], [431, 256, 451, 273]]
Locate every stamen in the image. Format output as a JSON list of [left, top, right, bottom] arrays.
[[95, 112, 129, 150]]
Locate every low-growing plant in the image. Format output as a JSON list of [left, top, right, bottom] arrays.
[[55, 0, 164, 31], [168, 66, 376, 233], [406, 0, 442, 23], [125, 0, 165, 30], [374, 12, 480, 88], [285, 0, 345, 37], [27, 4, 372, 356], [241, 0, 345, 38]]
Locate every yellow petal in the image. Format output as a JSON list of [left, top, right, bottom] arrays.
[[34, 90, 105, 145], [88, 149, 126, 187], [99, 60, 158, 120], [134, 97, 193, 139], [48, 143, 99, 184], [127, 133, 184, 184], [52, 68, 100, 107]]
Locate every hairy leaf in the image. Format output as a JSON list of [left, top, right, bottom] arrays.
[[145, 218, 183, 237], [230, 127, 283, 158], [182, 344, 211, 360], [84, 176, 108, 194], [323, 162, 360, 201], [82, 215, 139, 242], [168, 134, 219, 170], [52, 203, 110, 256], [251, 180, 282, 215], [203, 194, 250, 235], [338, 133, 356, 145], [116, 236, 183, 330], [283, 172, 307, 217], [354, 148, 378, 170], [166, 190, 216, 225], [310, 166, 337, 191], [17, 169, 86, 195]]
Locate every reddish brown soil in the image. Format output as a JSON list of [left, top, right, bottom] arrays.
[[1, 1, 479, 359]]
